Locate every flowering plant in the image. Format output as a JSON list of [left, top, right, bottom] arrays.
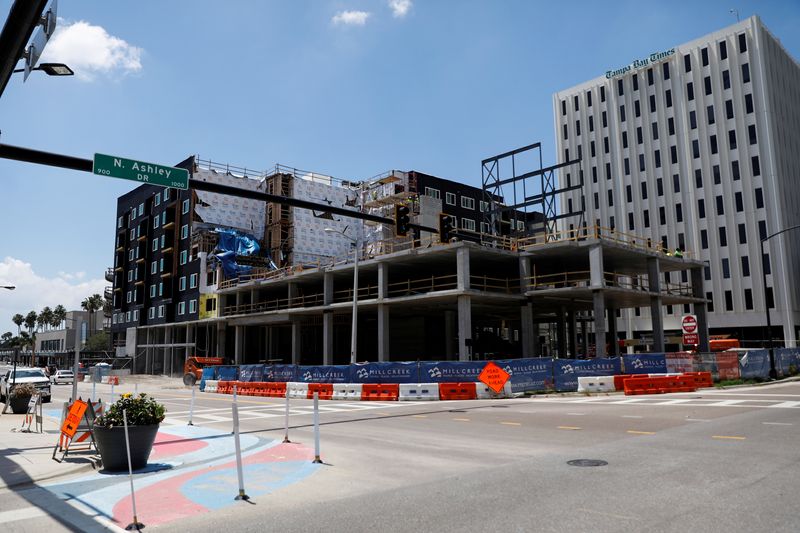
[[94, 393, 165, 428]]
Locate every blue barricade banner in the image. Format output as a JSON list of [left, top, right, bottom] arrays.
[[776, 348, 800, 377], [350, 362, 418, 383], [199, 366, 216, 391], [554, 358, 622, 391], [496, 358, 553, 392], [622, 354, 668, 374], [238, 364, 264, 382], [419, 361, 486, 383], [298, 365, 350, 383], [264, 364, 297, 382], [739, 350, 770, 379], [216, 365, 239, 381]]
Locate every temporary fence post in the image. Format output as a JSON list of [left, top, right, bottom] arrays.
[[282, 389, 291, 443], [134, 383, 138, 396], [122, 409, 144, 531], [188, 385, 195, 426], [110, 383, 115, 405], [312, 392, 322, 464], [232, 388, 249, 501], [91, 376, 96, 403]]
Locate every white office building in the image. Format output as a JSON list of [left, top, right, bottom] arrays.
[[554, 16, 800, 347]]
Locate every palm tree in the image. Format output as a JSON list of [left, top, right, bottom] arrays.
[[24, 310, 38, 365], [38, 307, 53, 332], [81, 294, 104, 338], [12, 313, 24, 335], [52, 305, 67, 330]]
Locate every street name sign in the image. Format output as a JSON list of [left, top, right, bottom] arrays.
[[478, 361, 510, 394], [93, 153, 189, 190]]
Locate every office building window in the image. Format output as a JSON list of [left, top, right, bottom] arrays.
[[692, 139, 700, 159], [158, 305, 165, 318], [150, 284, 156, 298], [698, 199, 705, 218], [707, 105, 715, 125], [148, 307, 155, 319], [178, 302, 185, 316], [758, 220, 767, 241], [713, 165, 721, 184], [180, 250, 188, 265], [668, 117, 675, 136], [641, 182, 648, 199], [742, 63, 751, 83], [600, 86, 605, 102], [636, 127, 643, 145], [155, 192, 161, 206], [657, 178, 664, 197], [159, 258, 164, 272], [190, 273, 198, 288], [755, 188, 764, 209], [189, 300, 197, 314], [587, 90, 592, 106], [725, 290, 733, 311], [710, 134, 718, 154], [425, 187, 440, 199], [607, 190, 613, 207], [728, 130, 737, 149], [445, 192, 456, 206], [181, 224, 189, 239], [480, 200, 489, 212], [634, 100, 641, 118], [647, 68, 654, 85], [158, 282, 163, 296], [738, 223, 747, 244], [738, 33, 747, 52], [745, 94, 753, 113], [626, 185, 632, 203], [659, 206, 666, 225], [704, 76, 712, 96], [686, 82, 694, 101], [748, 124, 757, 145], [460, 197, 475, 210], [589, 115, 594, 132], [722, 258, 730, 278], [602, 111, 607, 128], [716, 195, 724, 215], [706, 292, 714, 312], [719, 40, 727, 60], [670, 145, 677, 165], [593, 193, 599, 210], [690, 110, 697, 129], [731, 160, 740, 180], [623, 158, 629, 176], [152, 238, 158, 251], [665, 89, 672, 108], [181, 199, 190, 214], [638, 154, 645, 172], [725, 99, 734, 119], [695, 169, 702, 188], [733, 191, 743, 212], [126, 291, 132, 303], [151, 261, 157, 274], [179, 276, 186, 291], [701, 47, 709, 66], [620, 105, 626, 122], [576, 120, 582, 136], [655, 150, 661, 168], [605, 162, 611, 180], [617, 79, 624, 96], [719, 226, 727, 247], [722, 69, 731, 90], [480, 222, 490, 233], [752, 156, 760, 176], [574, 95, 579, 111], [561, 100, 566, 116], [684, 54, 691, 72], [675, 203, 683, 222], [462, 218, 476, 231], [562, 124, 568, 140], [604, 136, 609, 154], [648, 94, 656, 113], [593, 166, 598, 182], [651, 122, 658, 141], [673, 174, 680, 193], [643, 209, 650, 227], [743, 288, 753, 310], [628, 213, 634, 231]]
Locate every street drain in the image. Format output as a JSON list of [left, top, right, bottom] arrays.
[[567, 459, 608, 467]]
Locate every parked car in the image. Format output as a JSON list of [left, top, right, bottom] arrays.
[[50, 369, 74, 385], [0, 367, 51, 403]]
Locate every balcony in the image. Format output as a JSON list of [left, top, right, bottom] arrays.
[[105, 267, 114, 282], [104, 286, 113, 300]]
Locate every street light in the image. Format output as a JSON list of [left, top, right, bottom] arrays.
[[325, 226, 359, 365], [12, 62, 73, 76], [760, 223, 800, 379]]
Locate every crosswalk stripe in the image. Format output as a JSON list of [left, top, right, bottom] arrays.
[[0, 507, 46, 524]]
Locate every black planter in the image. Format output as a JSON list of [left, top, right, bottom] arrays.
[[94, 424, 160, 471], [9, 395, 31, 414]]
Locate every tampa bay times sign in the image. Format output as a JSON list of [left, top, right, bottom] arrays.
[[605, 47, 676, 79]]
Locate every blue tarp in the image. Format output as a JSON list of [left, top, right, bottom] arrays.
[[264, 364, 297, 382], [776, 348, 800, 377], [216, 365, 239, 381], [350, 362, 419, 383], [238, 364, 264, 382], [496, 358, 554, 392], [199, 366, 216, 391], [554, 358, 622, 391], [418, 361, 486, 383], [739, 350, 770, 379], [298, 365, 351, 383], [212, 228, 272, 279], [622, 354, 668, 374]]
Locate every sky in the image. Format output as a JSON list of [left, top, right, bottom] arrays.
[[0, 0, 799, 335]]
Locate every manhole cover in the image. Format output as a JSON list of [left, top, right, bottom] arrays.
[[567, 459, 608, 467]]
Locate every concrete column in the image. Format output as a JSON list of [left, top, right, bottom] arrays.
[[691, 267, 710, 352], [556, 306, 567, 357], [532, 322, 541, 357], [378, 262, 389, 300], [520, 303, 535, 357], [288, 282, 299, 308], [589, 244, 605, 288], [608, 307, 619, 356], [322, 312, 333, 365], [457, 247, 470, 291], [457, 295, 472, 361], [444, 310, 456, 360], [648, 257, 665, 352], [519, 256, 532, 291], [568, 308, 578, 358], [217, 321, 226, 359], [593, 291, 607, 359], [323, 272, 334, 305], [234, 325, 243, 365], [378, 305, 390, 362], [291, 321, 301, 365]]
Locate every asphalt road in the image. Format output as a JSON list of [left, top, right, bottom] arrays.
[[4, 378, 799, 532]]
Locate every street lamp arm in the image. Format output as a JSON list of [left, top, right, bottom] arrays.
[[763, 223, 800, 243]]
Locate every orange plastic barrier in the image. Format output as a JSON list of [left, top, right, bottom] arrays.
[[266, 382, 287, 398], [683, 371, 713, 388], [307, 383, 334, 400], [613, 374, 633, 390], [218, 381, 232, 394], [624, 376, 698, 395], [361, 383, 400, 401], [438, 382, 477, 400]]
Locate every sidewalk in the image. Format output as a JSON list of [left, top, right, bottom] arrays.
[[0, 404, 98, 491]]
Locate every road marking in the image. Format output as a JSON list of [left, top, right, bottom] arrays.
[[768, 401, 800, 409], [627, 430, 655, 435], [711, 400, 747, 406], [686, 418, 712, 422], [712, 435, 746, 440], [763, 422, 793, 426], [622, 415, 643, 419], [611, 398, 648, 404], [501, 422, 521, 426], [653, 399, 692, 405], [566, 412, 586, 416], [412, 415, 427, 418], [558, 426, 581, 430], [453, 418, 470, 422], [0, 506, 46, 524]]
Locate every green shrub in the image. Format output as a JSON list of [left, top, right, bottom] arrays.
[[95, 393, 165, 428]]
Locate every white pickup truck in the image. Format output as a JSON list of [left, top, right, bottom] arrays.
[[0, 367, 51, 403]]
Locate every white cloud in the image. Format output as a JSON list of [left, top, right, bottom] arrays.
[[388, 0, 412, 18], [332, 10, 371, 26], [40, 20, 143, 81], [0, 257, 106, 335]]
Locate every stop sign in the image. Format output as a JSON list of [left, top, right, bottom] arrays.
[[681, 314, 698, 334]]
